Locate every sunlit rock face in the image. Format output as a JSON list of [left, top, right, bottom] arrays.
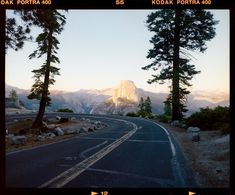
[[112, 80, 138, 106]]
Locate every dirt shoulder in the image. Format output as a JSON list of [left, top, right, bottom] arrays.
[[156, 121, 230, 188], [5, 118, 107, 153]]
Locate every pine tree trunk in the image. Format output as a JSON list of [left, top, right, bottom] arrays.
[[32, 30, 53, 128], [172, 9, 181, 121]]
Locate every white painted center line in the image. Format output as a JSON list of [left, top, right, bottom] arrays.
[[38, 120, 137, 188]]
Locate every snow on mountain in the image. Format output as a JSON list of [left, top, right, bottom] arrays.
[[5, 81, 229, 116]]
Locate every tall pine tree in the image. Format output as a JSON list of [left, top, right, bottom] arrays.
[[18, 10, 66, 128], [142, 9, 218, 121], [5, 14, 32, 53]]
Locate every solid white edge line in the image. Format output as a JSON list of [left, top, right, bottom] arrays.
[[151, 121, 176, 157]]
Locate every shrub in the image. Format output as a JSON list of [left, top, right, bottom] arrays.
[[126, 112, 139, 117], [157, 114, 171, 123], [185, 106, 229, 131], [57, 108, 74, 113]]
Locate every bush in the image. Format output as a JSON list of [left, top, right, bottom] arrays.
[[157, 114, 171, 123], [220, 123, 230, 135], [57, 108, 74, 113], [126, 112, 139, 117], [185, 106, 229, 132]]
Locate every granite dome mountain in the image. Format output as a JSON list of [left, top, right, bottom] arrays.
[[5, 80, 229, 116]]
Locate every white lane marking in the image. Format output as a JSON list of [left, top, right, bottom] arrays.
[[39, 120, 138, 188], [79, 141, 108, 159], [132, 118, 176, 157], [152, 122, 176, 157]]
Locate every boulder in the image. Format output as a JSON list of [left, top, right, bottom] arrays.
[[187, 127, 201, 142], [42, 121, 47, 127], [71, 117, 76, 121], [187, 127, 200, 132], [171, 120, 181, 127], [53, 127, 64, 136], [88, 125, 96, 132], [9, 135, 27, 145], [63, 127, 76, 134], [37, 135, 46, 142], [80, 127, 88, 133], [46, 124, 57, 130], [95, 121, 101, 125], [45, 132, 56, 139], [94, 121, 102, 129], [56, 116, 61, 121]]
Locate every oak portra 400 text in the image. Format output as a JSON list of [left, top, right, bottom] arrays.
[[152, 0, 211, 5], [0, 0, 52, 5]]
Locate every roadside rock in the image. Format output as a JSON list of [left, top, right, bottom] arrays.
[[46, 124, 57, 130], [45, 132, 56, 139], [80, 127, 88, 133], [8, 135, 27, 145], [187, 127, 201, 132], [94, 121, 102, 129], [88, 125, 96, 132], [37, 135, 46, 142], [56, 116, 61, 121], [171, 120, 181, 127], [63, 127, 80, 134], [71, 117, 76, 121], [53, 127, 64, 136], [187, 127, 201, 142]]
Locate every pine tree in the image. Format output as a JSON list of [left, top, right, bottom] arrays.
[[145, 96, 152, 117], [17, 10, 66, 128], [138, 97, 146, 117], [5, 15, 31, 53], [142, 9, 218, 121], [163, 95, 171, 116], [9, 89, 18, 102]]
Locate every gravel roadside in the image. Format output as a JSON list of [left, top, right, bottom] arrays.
[[156, 121, 230, 188]]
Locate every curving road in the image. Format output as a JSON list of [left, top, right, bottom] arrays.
[[5, 113, 197, 188]]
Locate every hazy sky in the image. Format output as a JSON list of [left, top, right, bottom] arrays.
[[6, 10, 229, 95]]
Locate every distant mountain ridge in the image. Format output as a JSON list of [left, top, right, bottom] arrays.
[[5, 81, 229, 116]]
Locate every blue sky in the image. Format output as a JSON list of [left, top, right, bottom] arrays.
[[6, 10, 229, 96]]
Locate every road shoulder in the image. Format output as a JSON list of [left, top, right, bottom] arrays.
[[155, 121, 229, 188]]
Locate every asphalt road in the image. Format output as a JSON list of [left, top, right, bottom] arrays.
[[5, 113, 197, 188]]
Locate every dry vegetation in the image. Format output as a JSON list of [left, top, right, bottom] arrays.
[[157, 121, 230, 188], [5, 118, 229, 188], [5, 119, 102, 153]]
